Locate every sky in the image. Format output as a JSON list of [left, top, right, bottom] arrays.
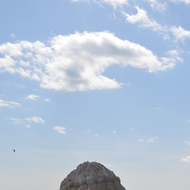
[[0, 0, 190, 189]]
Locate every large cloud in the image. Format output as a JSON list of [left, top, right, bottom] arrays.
[[0, 31, 176, 91]]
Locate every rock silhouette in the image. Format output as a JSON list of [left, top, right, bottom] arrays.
[[60, 161, 126, 190]]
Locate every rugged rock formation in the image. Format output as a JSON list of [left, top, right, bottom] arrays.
[[60, 161, 126, 190]]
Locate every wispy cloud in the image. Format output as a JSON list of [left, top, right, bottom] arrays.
[[170, 26, 190, 42], [154, 107, 161, 111], [146, 0, 167, 12], [6, 118, 22, 124], [26, 94, 40, 101], [129, 128, 136, 131], [10, 33, 15, 38], [170, 0, 190, 4], [44, 98, 51, 102], [25, 117, 45, 123], [100, 0, 128, 9], [0, 32, 176, 92], [138, 139, 144, 142], [7, 117, 44, 127], [122, 6, 190, 44], [53, 126, 66, 134], [122, 6, 163, 31], [147, 136, 159, 143], [166, 50, 183, 62], [181, 155, 190, 163], [185, 141, 190, 146], [147, 138, 154, 143], [0, 99, 20, 108], [71, 0, 128, 9], [93, 0, 103, 8], [113, 130, 116, 134]]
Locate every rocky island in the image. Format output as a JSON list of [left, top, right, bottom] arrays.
[[60, 161, 126, 190]]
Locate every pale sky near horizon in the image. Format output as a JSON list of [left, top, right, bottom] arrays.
[[1, 0, 190, 190]]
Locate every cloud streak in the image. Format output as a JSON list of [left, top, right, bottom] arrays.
[[7, 116, 45, 127], [0, 99, 20, 108], [26, 94, 40, 101], [0, 31, 176, 92], [25, 117, 45, 123], [122, 7, 190, 43]]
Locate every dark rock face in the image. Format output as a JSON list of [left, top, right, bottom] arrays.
[[60, 161, 126, 190]]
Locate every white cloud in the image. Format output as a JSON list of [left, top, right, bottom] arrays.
[[0, 99, 20, 108], [0, 31, 176, 92], [170, 26, 190, 41], [170, 0, 190, 4], [181, 155, 190, 163], [44, 98, 51, 102], [166, 50, 183, 62], [25, 116, 45, 123], [53, 126, 66, 134], [146, 0, 167, 12], [7, 117, 44, 126], [122, 6, 163, 31], [113, 130, 116, 134], [138, 139, 144, 142], [26, 94, 40, 101], [100, 0, 128, 8]]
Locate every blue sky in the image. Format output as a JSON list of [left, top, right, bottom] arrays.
[[1, 0, 190, 189]]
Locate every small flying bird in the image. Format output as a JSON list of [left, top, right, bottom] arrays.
[[13, 149, 15, 153]]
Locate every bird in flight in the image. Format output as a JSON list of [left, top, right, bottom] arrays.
[[13, 149, 15, 153]]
